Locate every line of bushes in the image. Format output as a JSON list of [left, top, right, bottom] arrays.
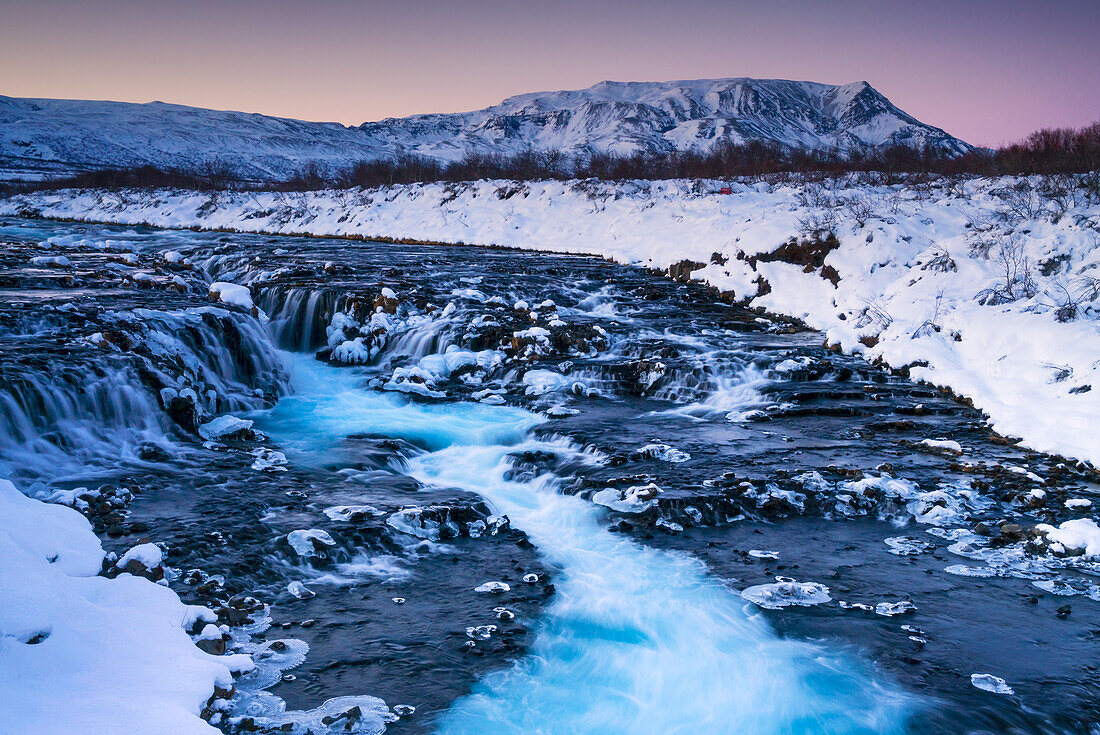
[[6, 121, 1098, 194]]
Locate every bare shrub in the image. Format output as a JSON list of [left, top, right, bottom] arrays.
[[967, 230, 998, 259], [922, 247, 957, 273], [796, 210, 837, 239], [975, 238, 1038, 305], [1040, 275, 1100, 322], [796, 182, 834, 209], [912, 292, 947, 338], [858, 295, 894, 330], [840, 194, 875, 228], [996, 180, 1046, 222]]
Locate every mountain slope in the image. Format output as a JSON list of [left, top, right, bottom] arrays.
[[0, 78, 970, 182]]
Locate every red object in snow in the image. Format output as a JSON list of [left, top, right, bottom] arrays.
[[719, 186, 732, 195]]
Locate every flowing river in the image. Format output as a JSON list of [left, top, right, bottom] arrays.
[[1, 217, 1097, 734]]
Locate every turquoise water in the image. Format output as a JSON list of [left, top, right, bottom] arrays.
[[255, 355, 912, 735]]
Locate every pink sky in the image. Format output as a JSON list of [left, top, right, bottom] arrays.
[[2, 0, 1097, 147]]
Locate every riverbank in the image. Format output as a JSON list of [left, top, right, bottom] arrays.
[[5, 176, 1098, 467]]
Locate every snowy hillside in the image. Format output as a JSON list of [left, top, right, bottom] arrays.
[[0, 79, 969, 181], [0, 96, 378, 182], [5, 175, 1097, 468]]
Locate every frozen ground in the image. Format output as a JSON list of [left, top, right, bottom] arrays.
[[0, 479, 250, 735], [4, 175, 1098, 467]]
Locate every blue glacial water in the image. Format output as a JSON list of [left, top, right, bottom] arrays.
[[256, 354, 912, 735]]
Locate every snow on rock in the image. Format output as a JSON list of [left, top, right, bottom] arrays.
[[741, 578, 832, 609], [208, 281, 254, 311], [918, 438, 963, 455], [116, 542, 166, 580], [197, 414, 254, 442], [5, 175, 1100, 467], [0, 479, 247, 735], [1035, 518, 1100, 558], [30, 255, 72, 267]]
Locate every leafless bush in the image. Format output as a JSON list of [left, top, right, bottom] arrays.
[[858, 295, 894, 330], [796, 182, 834, 209], [840, 194, 876, 228], [796, 209, 837, 239], [1038, 174, 1079, 218], [976, 238, 1038, 305], [1080, 274, 1100, 303], [1081, 172, 1100, 205], [1039, 275, 1100, 322], [967, 230, 998, 259], [996, 180, 1046, 222], [912, 292, 947, 338], [944, 175, 969, 199]]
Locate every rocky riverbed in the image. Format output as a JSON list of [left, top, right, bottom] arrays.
[[1, 216, 1097, 734]]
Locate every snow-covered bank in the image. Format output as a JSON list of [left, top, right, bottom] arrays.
[[4, 175, 1099, 465], [0, 480, 248, 734]]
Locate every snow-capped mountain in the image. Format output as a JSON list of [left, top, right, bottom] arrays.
[[359, 79, 970, 161], [0, 78, 970, 182]]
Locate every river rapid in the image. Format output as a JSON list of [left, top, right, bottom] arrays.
[[2, 217, 1098, 734]]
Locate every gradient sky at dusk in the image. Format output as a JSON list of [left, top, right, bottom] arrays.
[[2, 0, 1097, 147]]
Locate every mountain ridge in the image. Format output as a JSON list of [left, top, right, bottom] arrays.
[[0, 77, 971, 182]]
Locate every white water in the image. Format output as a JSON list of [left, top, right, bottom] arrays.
[[257, 355, 912, 735]]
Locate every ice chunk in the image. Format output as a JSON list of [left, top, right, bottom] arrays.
[[287, 581, 315, 599], [970, 673, 1014, 695], [475, 581, 510, 593], [591, 483, 661, 513], [387, 508, 441, 540], [31, 255, 72, 267], [638, 443, 690, 463], [323, 505, 383, 522], [250, 447, 287, 472], [655, 518, 684, 533], [884, 537, 934, 555], [286, 529, 336, 559], [874, 600, 916, 616]]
